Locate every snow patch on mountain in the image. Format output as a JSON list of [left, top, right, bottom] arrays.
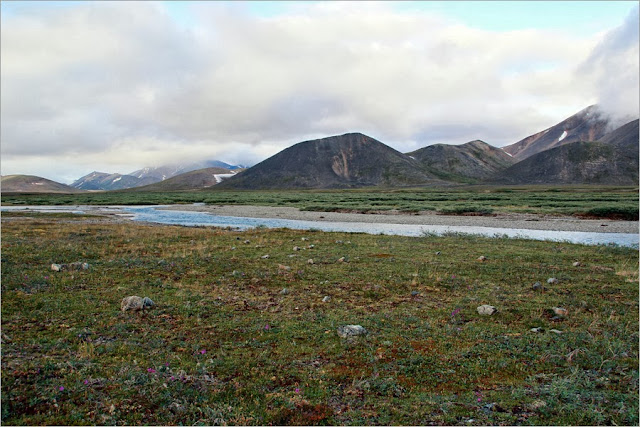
[[558, 130, 568, 142]]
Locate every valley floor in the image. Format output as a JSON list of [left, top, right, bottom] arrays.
[[163, 204, 639, 234]]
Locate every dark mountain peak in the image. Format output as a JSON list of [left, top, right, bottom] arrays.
[[502, 105, 610, 160], [219, 133, 441, 189]]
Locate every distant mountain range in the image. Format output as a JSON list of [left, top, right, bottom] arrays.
[[3, 105, 638, 193]]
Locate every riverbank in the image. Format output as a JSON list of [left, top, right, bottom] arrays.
[[162, 204, 639, 234]]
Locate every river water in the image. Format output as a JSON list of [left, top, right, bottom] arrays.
[[3, 205, 636, 248]]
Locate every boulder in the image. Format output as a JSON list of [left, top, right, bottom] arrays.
[[322, 296, 331, 303], [477, 305, 497, 315], [337, 325, 367, 338], [547, 277, 559, 284], [121, 296, 154, 312]]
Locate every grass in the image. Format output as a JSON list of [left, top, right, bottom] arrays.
[[2, 185, 638, 219], [1, 213, 638, 425]]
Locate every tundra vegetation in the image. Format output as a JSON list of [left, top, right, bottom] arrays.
[[1, 212, 637, 425], [2, 185, 638, 220]]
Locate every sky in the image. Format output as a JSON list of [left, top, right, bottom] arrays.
[[1, 1, 638, 184]]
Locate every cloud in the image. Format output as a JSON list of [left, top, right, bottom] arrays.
[[579, 5, 639, 125], [1, 1, 635, 182]]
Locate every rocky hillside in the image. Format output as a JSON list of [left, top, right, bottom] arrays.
[[130, 160, 243, 182], [502, 105, 610, 160], [407, 140, 517, 183], [218, 133, 443, 189], [490, 119, 639, 185], [1, 175, 84, 193], [127, 168, 242, 191], [72, 172, 157, 191]]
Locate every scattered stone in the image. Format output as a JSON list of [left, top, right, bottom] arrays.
[[231, 247, 236, 250], [530, 327, 544, 333], [337, 257, 346, 263], [121, 296, 155, 312], [410, 291, 420, 297], [477, 305, 497, 315], [301, 237, 308, 241], [279, 288, 290, 295], [278, 264, 291, 271], [529, 400, 547, 410], [572, 261, 582, 267], [293, 246, 301, 251], [532, 282, 544, 291], [322, 296, 331, 303], [308, 244, 315, 249], [335, 240, 343, 244], [477, 256, 487, 262], [547, 277, 559, 284], [435, 251, 441, 255], [552, 307, 568, 317], [307, 259, 314, 265], [51, 262, 90, 272], [549, 329, 563, 334], [261, 255, 270, 259], [337, 325, 367, 338], [244, 240, 250, 244]]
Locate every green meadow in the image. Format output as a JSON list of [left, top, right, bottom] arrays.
[[1, 212, 637, 425], [2, 186, 638, 219]]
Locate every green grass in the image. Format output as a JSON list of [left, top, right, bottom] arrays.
[[2, 185, 638, 219], [1, 214, 638, 425]]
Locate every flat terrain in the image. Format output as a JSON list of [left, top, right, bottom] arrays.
[[162, 204, 639, 234], [1, 213, 638, 425]]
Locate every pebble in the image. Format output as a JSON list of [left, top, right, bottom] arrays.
[[549, 329, 563, 334], [435, 251, 441, 255], [337, 325, 367, 338], [293, 246, 301, 251], [308, 245, 315, 249], [530, 327, 544, 333], [477, 256, 487, 262], [121, 296, 155, 312], [532, 282, 544, 291], [572, 261, 582, 267], [301, 237, 308, 241], [552, 307, 568, 317], [278, 264, 291, 271], [261, 255, 270, 259], [307, 259, 314, 264], [279, 288, 290, 295], [337, 257, 346, 263], [322, 296, 331, 303], [410, 291, 420, 297], [547, 277, 559, 284], [477, 305, 497, 315]]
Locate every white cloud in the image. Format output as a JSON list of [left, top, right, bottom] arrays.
[[1, 2, 637, 183]]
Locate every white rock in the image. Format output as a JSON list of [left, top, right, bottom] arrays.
[[307, 259, 314, 264], [547, 277, 559, 284], [477, 256, 487, 262], [530, 327, 544, 333], [337, 325, 367, 338], [51, 263, 62, 272], [477, 305, 497, 315], [549, 329, 563, 334], [261, 255, 270, 259], [552, 307, 568, 317], [322, 296, 331, 303]]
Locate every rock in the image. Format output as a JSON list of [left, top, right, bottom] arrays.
[[337, 257, 346, 263], [307, 259, 314, 265], [547, 277, 558, 284], [51, 262, 90, 272], [572, 261, 581, 267], [322, 296, 331, 303], [532, 282, 544, 291], [530, 327, 544, 333], [435, 251, 441, 255], [552, 307, 568, 317], [51, 263, 62, 272], [549, 329, 563, 334], [308, 244, 315, 249], [261, 255, 270, 259], [477, 256, 487, 262], [243, 240, 250, 244], [293, 246, 301, 251], [337, 325, 367, 338], [477, 305, 497, 315], [410, 291, 420, 297], [301, 237, 308, 241], [335, 240, 343, 244], [278, 264, 291, 271], [121, 296, 154, 312], [279, 288, 290, 295]]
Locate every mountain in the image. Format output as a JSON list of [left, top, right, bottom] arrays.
[[72, 172, 157, 191], [407, 140, 517, 183], [490, 119, 639, 185], [1, 175, 84, 193], [127, 167, 243, 191], [218, 132, 443, 189], [502, 105, 611, 161], [130, 160, 243, 181]]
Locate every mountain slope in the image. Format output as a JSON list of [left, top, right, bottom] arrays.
[[490, 119, 638, 185], [130, 160, 243, 182], [502, 105, 610, 161], [1, 175, 84, 193], [218, 133, 442, 189], [72, 172, 157, 191], [407, 140, 517, 183], [127, 167, 242, 191]]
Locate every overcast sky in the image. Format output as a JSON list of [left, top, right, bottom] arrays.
[[1, 1, 638, 183]]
